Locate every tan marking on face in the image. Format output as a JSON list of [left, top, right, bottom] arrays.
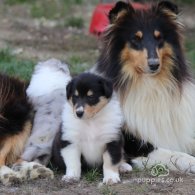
[[75, 90, 79, 96], [135, 31, 143, 39], [154, 30, 161, 39], [83, 97, 109, 119], [156, 42, 174, 79], [116, 10, 128, 21], [120, 44, 148, 81], [87, 90, 93, 96]]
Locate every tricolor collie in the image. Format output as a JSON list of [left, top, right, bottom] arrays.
[[0, 74, 32, 185], [52, 73, 132, 184], [93, 1, 195, 173]]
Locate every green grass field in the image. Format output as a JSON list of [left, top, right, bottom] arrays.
[[0, 0, 194, 79], [0, 41, 195, 81]]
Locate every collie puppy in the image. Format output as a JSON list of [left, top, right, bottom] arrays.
[[11, 59, 71, 181], [0, 74, 32, 185], [22, 58, 71, 165], [93, 1, 195, 173], [52, 73, 132, 184]]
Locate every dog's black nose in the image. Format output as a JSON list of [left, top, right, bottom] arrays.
[[149, 64, 160, 71], [76, 111, 84, 118], [148, 59, 160, 72]]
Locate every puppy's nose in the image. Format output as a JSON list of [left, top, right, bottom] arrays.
[[148, 59, 160, 72], [76, 110, 84, 118]]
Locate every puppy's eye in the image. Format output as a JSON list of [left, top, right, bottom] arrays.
[[87, 95, 94, 99], [73, 94, 78, 99]]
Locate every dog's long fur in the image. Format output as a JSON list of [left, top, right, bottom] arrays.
[[52, 73, 132, 184], [22, 58, 71, 165], [0, 74, 32, 185], [93, 1, 195, 173], [0, 74, 32, 166]]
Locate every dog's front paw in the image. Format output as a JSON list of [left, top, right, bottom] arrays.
[[103, 171, 120, 185], [119, 162, 132, 173], [13, 161, 54, 180], [0, 166, 22, 186], [28, 162, 54, 179], [62, 175, 80, 183]]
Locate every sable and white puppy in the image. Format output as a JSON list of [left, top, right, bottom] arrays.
[[55, 73, 132, 184]]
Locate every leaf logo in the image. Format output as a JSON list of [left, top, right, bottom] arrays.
[[151, 164, 169, 177]]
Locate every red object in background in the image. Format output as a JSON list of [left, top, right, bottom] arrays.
[[89, 2, 148, 36]]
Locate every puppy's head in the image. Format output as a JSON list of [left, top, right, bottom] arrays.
[[66, 73, 113, 119]]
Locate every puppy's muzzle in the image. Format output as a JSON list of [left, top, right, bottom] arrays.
[[76, 110, 84, 118], [75, 106, 84, 118]]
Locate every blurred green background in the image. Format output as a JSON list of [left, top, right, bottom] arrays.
[[0, 0, 194, 80]]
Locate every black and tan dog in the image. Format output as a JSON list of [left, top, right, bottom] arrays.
[[93, 1, 195, 173], [0, 74, 32, 184]]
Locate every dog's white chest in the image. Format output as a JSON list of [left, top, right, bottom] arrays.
[[79, 132, 105, 166], [122, 79, 195, 152]]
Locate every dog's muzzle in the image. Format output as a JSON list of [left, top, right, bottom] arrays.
[[148, 58, 160, 73], [75, 106, 84, 118]]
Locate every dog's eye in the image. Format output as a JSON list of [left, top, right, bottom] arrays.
[[88, 95, 94, 99], [154, 30, 164, 47], [73, 94, 78, 99], [130, 36, 142, 48]]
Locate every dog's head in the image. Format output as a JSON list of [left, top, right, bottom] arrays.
[[66, 73, 113, 119], [97, 1, 188, 87]]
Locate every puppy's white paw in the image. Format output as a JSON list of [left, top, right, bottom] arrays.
[[0, 166, 22, 186], [103, 171, 120, 185], [119, 162, 132, 173], [62, 175, 80, 183]]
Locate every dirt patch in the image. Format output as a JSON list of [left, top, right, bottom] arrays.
[[0, 171, 194, 195]]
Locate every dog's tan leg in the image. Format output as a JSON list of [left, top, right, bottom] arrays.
[[0, 121, 32, 185], [0, 139, 12, 167]]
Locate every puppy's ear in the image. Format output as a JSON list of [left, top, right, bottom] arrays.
[[157, 1, 179, 15], [108, 1, 134, 23], [66, 81, 73, 100], [100, 78, 113, 98]]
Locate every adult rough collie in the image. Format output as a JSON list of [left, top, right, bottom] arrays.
[[93, 1, 195, 173], [52, 73, 132, 184]]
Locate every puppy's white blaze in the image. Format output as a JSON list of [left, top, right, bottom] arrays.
[[76, 106, 84, 112], [27, 58, 71, 98], [132, 148, 195, 173], [123, 78, 195, 153], [61, 93, 123, 167]]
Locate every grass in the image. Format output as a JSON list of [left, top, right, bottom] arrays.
[[83, 168, 101, 183], [65, 16, 84, 28], [186, 37, 195, 70], [0, 49, 35, 80], [30, 0, 83, 21], [100, 186, 118, 195], [67, 55, 92, 75]]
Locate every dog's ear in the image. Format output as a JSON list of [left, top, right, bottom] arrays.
[[157, 1, 179, 15], [66, 80, 73, 100], [108, 1, 134, 23], [100, 78, 113, 98]]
